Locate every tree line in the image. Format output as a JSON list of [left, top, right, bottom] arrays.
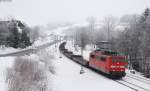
[[64, 8, 150, 77], [0, 19, 39, 49]]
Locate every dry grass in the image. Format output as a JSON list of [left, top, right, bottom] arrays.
[[6, 55, 48, 91]]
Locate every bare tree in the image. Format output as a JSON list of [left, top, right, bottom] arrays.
[[87, 17, 96, 48], [29, 26, 40, 43], [102, 16, 116, 41]]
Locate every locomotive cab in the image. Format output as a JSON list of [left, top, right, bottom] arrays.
[[108, 52, 127, 77], [89, 41, 127, 78]]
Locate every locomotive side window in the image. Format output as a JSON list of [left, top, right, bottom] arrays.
[[95, 56, 106, 61], [96, 56, 100, 60], [90, 55, 95, 58], [101, 57, 106, 61]]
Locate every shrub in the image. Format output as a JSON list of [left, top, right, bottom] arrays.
[[6, 55, 48, 91]]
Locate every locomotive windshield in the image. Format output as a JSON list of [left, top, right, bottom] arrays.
[[103, 51, 119, 56]]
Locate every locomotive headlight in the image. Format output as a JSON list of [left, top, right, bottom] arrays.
[[111, 65, 116, 68], [120, 66, 125, 68]]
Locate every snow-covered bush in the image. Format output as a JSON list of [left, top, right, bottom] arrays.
[[6, 55, 48, 91], [37, 49, 55, 74]]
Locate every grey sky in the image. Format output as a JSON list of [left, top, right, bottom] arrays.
[[0, 0, 149, 26]]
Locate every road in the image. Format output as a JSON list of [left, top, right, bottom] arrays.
[[0, 40, 59, 57]]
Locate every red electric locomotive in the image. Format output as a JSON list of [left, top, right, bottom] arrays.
[[89, 41, 127, 78]]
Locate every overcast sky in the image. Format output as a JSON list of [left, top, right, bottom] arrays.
[[0, 0, 150, 26]]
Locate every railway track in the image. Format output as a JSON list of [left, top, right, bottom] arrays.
[[115, 79, 150, 91], [127, 74, 150, 83], [114, 74, 150, 91], [114, 80, 138, 91], [126, 75, 150, 85]]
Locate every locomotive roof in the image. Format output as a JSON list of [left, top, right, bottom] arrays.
[[92, 50, 123, 56], [96, 41, 111, 44]]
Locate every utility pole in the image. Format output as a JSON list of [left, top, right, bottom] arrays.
[[54, 35, 57, 52], [80, 45, 85, 74], [80, 31, 85, 74], [59, 36, 62, 59], [75, 31, 78, 52]]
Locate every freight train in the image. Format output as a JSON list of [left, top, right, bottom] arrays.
[[59, 42, 128, 78]]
